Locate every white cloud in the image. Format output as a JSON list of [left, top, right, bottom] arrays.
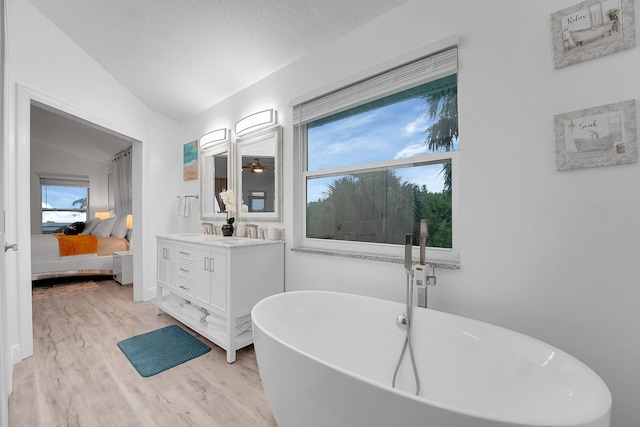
[[396, 164, 445, 193], [42, 210, 85, 224], [394, 142, 426, 159], [403, 115, 429, 136]]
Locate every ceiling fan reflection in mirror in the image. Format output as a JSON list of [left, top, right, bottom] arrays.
[[242, 158, 272, 173]]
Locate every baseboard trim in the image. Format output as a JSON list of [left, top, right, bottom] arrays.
[[11, 344, 22, 365]]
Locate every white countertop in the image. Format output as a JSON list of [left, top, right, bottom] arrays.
[[157, 233, 284, 248]]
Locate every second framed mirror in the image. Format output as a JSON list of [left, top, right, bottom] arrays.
[[236, 126, 282, 222]]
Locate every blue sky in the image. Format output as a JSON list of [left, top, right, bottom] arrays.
[[41, 185, 88, 223], [306, 96, 455, 202]]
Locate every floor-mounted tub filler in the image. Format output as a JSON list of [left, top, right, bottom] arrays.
[[252, 291, 611, 427]]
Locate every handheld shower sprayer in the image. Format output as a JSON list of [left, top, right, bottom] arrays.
[[419, 219, 427, 266], [404, 233, 413, 270]]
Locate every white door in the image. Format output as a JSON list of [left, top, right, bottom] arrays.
[[0, 149, 8, 427], [1, 1, 10, 425], [0, 152, 8, 427]]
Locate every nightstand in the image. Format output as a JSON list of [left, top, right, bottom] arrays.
[[113, 251, 133, 285]]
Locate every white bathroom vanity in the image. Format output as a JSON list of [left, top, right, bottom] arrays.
[[156, 234, 284, 363]]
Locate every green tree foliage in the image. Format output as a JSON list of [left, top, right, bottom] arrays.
[[423, 85, 458, 194], [307, 171, 413, 244], [412, 185, 452, 248], [307, 173, 452, 248]]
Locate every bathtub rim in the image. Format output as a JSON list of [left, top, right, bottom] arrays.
[[252, 290, 612, 427]]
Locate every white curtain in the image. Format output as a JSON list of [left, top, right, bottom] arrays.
[[113, 147, 132, 217]]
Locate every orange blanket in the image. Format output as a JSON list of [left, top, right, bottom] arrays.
[[54, 234, 99, 256]]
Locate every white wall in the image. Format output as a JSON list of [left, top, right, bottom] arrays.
[[5, 0, 639, 424], [4, 0, 181, 372], [181, 1, 640, 425], [29, 142, 109, 234]]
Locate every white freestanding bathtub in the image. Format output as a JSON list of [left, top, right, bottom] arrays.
[[252, 291, 611, 427]]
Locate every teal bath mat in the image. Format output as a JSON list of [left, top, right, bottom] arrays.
[[117, 325, 211, 377]]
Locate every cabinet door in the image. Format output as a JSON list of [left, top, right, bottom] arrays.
[[195, 250, 227, 312], [157, 241, 176, 288]]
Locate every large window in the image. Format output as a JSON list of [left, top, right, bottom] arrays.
[[41, 177, 89, 233], [294, 47, 459, 262]]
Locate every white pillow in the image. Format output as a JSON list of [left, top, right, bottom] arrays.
[[81, 218, 99, 235], [111, 216, 128, 238], [92, 217, 117, 237]]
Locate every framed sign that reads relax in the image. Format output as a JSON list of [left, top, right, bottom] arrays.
[[551, 0, 636, 69]]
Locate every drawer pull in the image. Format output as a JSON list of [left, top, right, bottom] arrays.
[[179, 285, 190, 291], [179, 251, 191, 256], [203, 257, 215, 272], [179, 268, 190, 273]]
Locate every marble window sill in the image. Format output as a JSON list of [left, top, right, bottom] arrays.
[[291, 246, 460, 270]]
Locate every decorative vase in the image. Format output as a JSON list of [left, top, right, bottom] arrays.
[[221, 224, 234, 236]]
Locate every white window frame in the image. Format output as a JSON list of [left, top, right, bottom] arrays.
[[292, 38, 460, 264], [40, 175, 90, 232]]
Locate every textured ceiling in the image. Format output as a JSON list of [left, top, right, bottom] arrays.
[[28, 0, 408, 121]]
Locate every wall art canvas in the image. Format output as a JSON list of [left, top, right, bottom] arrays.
[[554, 99, 637, 170], [551, 0, 636, 68], [183, 140, 198, 181]]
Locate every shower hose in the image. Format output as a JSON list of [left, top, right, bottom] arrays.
[[392, 271, 420, 396]]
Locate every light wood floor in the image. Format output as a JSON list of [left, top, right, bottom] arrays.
[[9, 279, 278, 427]]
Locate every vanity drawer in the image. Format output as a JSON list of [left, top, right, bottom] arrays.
[[175, 275, 195, 295], [176, 246, 196, 262], [176, 259, 195, 281]]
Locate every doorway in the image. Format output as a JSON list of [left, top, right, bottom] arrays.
[[13, 84, 143, 363]]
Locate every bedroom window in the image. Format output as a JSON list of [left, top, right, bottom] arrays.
[[40, 177, 90, 234], [293, 46, 459, 263]]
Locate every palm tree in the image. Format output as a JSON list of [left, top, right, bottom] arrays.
[[72, 197, 87, 209], [423, 85, 458, 193]]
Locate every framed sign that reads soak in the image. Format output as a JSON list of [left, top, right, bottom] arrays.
[[554, 99, 637, 170]]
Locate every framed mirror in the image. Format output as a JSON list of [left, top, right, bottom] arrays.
[[200, 134, 232, 220], [236, 126, 282, 222]]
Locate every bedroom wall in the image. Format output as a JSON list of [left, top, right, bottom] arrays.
[[4, 0, 181, 371], [29, 142, 110, 234], [180, 1, 640, 425]]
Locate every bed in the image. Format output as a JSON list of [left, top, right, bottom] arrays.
[[31, 217, 130, 280]]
